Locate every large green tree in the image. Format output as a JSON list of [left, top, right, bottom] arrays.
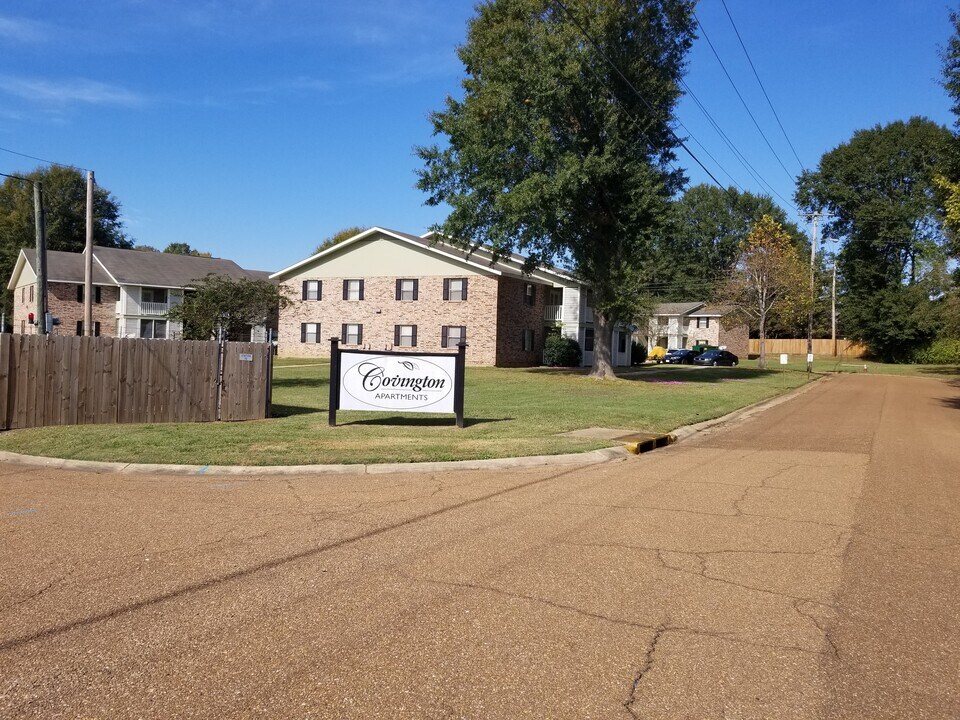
[[796, 117, 952, 361], [416, 0, 696, 377], [0, 165, 131, 318], [654, 184, 806, 301], [313, 226, 366, 255]]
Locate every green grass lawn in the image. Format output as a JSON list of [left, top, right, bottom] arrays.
[[0, 360, 824, 466]]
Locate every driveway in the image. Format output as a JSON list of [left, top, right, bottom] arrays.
[[1, 373, 958, 718]]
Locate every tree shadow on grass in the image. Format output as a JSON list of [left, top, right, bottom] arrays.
[[270, 404, 324, 418], [272, 376, 329, 389], [339, 415, 513, 428], [616, 366, 778, 384]]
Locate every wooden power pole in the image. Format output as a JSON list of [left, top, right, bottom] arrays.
[[84, 171, 94, 336], [34, 181, 48, 335], [806, 213, 818, 373]]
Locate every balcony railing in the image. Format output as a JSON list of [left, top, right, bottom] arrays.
[[139, 301, 170, 315], [544, 305, 563, 322]]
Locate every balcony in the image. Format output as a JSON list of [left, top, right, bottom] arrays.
[[139, 301, 170, 316], [544, 305, 563, 322]]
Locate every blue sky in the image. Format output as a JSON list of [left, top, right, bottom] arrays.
[[0, 0, 954, 272]]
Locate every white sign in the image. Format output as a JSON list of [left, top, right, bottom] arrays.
[[339, 353, 456, 413], [780, 353, 789, 365], [807, 353, 814, 363], [239, 353, 253, 362]]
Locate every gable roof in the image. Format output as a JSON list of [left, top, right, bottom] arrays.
[[688, 304, 731, 317], [8, 247, 266, 291], [652, 302, 705, 317], [271, 226, 578, 286]]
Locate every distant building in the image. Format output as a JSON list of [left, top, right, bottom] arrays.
[[7, 247, 272, 340], [643, 302, 748, 357], [270, 227, 634, 367]]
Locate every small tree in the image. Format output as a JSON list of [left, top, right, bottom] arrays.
[[164, 242, 212, 257], [168, 274, 290, 341], [716, 215, 809, 368]]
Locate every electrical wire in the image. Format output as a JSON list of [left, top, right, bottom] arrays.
[[719, 0, 805, 171], [0, 145, 88, 173], [693, 11, 797, 184]]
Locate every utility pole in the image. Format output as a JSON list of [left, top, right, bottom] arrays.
[[806, 212, 818, 373], [84, 170, 94, 336], [34, 181, 48, 335], [831, 260, 837, 357]]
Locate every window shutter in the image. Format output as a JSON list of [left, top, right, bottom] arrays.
[[300, 323, 307, 343], [412, 280, 419, 301], [411, 325, 417, 346], [77, 285, 83, 303], [358, 280, 364, 301], [341, 323, 347, 343], [443, 278, 449, 301], [441, 325, 448, 348], [531, 284, 536, 305], [302, 281, 308, 301], [396, 279, 402, 301], [343, 281, 348, 300], [76, 321, 83, 336], [94, 322, 101, 337], [394, 325, 400, 346], [462, 279, 468, 301], [357, 324, 363, 344], [95, 286, 102, 304]]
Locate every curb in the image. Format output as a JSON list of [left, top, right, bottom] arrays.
[[0, 375, 826, 478]]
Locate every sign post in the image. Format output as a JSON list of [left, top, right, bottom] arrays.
[[328, 339, 466, 428]]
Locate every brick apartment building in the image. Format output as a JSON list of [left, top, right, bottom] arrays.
[[270, 227, 634, 367]]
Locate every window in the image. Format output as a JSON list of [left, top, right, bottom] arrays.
[[522, 328, 535, 352], [394, 324, 417, 347], [140, 319, 167, 339], [696, 317, 711, 329], [76, 321, 101, 337], [523, 283, 536, 306], [443, 278, 468, 302], [618, 332, 627, 353], [21, 287, 25, 302], [29, 285, 34, 302], [396, 279, 419, 301], [584, 327, 595, 352], [141, 287, 168, 304], [302, 280, 322, 301], [442, 325, 466, 348], [341, 323, 363, 345], [343, 279, 364, 301], [300, 323, 321, 343], [77, 285, 103, 304]]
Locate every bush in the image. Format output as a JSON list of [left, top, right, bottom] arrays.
[[543, 334, 582, 367], [909, 338, 960, 364], [631, 341, 647, 365]]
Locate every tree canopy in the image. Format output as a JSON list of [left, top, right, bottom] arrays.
[[796, 117, 952, 361], [654, 184, 806, 302], [163, 242, 212, 257], [416, 0, 696, 377], [167, 274, 289, 342], [313, 226, 366, 255]]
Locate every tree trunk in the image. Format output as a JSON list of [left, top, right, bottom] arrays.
[[589, 311, 617, 379], [758, 312, 767, 370]]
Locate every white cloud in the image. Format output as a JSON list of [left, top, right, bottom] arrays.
[[0, 76, 147, 107], [0, 16, 49, 44]]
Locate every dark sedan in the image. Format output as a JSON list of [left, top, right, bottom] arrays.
[[663, 349, 699, 364], [693, 349, 739, 367]]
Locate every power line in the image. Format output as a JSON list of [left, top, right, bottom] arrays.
[[1, 171, 30, 182], [719, 0, 805, 171], [693, 12, 797, 185], [0, 145, 88, 173]]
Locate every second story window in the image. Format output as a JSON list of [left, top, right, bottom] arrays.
[[141, 287, 168, 304], [443, 278, 468, 302], [77, 285, 102, 304], [343, 279, 364, 301], [523, 283, 536, 306], [396, 279, 419, 301], [302, 280, 322, 301]]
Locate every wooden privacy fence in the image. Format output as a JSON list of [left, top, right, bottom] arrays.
[[748, 338, 867, 358], [0, 334, 272, 431]]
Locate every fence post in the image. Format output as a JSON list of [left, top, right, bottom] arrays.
[[454, 342, 467, 429], [215, 338, 225, 421], [328, 337, 340, 427]]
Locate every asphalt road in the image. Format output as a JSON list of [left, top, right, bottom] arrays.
[[1, 373, 958, 719]]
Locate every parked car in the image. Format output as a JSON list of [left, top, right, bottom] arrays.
[[663, 349, 699, 364], [693, 349, 739, 366]]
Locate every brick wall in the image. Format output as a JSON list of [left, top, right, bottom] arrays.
[[12, 282, 118, 336], [277, 275, 501, 365], [718, 323, 749, 359], [495, 277, 547, 367]]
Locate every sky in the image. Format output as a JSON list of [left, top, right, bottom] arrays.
[[0, 0, 955, 273]]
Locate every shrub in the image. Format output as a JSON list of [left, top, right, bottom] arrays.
[[631, 341, 647, 365], [909, 338, 960, 364], [543, 334, 582, 367]]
